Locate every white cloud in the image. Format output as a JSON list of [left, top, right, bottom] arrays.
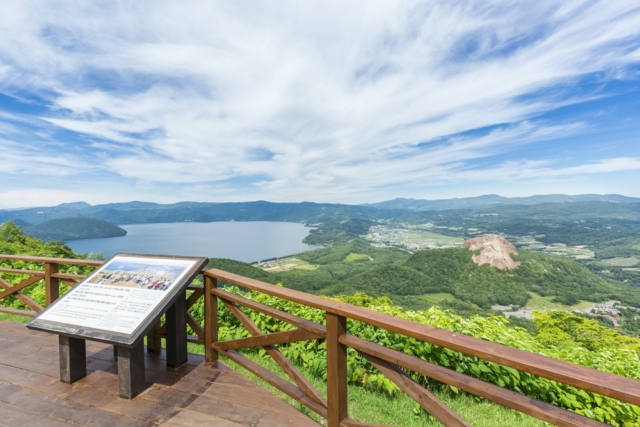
[[0, 1, 638, 202]]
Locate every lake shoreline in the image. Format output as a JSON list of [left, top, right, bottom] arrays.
[[66, 221, 321, 263]]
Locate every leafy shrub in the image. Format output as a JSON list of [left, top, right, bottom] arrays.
[[191, 288, 640, 426]]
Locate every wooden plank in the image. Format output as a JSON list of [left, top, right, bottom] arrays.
[[0, 344, 69, 377], [360, 352, 471, 427], [14, 292, 43, 313], [160, 409, 247, 427], [0, 307, 36, 317], [0, 254, 104, 266], [0, 276, 42, 299], [221, 299, 327, 408], [140, 383, 269, 425], [186, 311, 205, 340], [0, 381, 154, 427], [326, 313, 348, 427], [0, 268, 44, 277], [342, 334, 609, 427], [44, 262, 60, 305], [204, 275, 218, 363], [60, 278, 80, 287], [0, 329, 111, 359], [0, 363, 85, 399], [214, 347, 328, 418], [340, 420, 395, 427], [186, 286, 204, 309], [51, 272, 86, 281], [256, 409, 322, 427], [205, 268, 640, 407], [66, 386, 181, 424], [0, 275, 43, 300], [0, 400, 78, 427], [214, 328, 322, 351], [187, 336, 204, 345], [214, 289, 326, 337], [0, 276, 43, 313]]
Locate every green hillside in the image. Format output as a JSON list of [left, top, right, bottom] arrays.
[[402, 248, 614, 308], [269, 243, 617, 312], [24, 218, 127, 241]]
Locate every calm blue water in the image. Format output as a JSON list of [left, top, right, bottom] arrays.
[[65, 222, 320, 262]]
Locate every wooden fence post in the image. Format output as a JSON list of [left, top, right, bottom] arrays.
[[44, 262, 59, 306], [204, 275, 218, 363], [326, 313, 348, 427]]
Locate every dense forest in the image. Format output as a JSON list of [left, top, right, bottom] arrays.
[[21, 218, 126, 241]]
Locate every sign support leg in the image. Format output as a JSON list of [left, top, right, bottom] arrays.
[[59, 335, 86, 384], [166, 291, 187, 368], [117, 342, 145, 399]]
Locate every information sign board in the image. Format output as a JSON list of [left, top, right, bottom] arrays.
[[27, 253, 208, 346]]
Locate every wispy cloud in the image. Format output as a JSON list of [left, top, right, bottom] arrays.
[[0, 0, 639, 205]]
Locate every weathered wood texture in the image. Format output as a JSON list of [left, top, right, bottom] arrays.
[[59, 335, 87, 384], [326, 313, 348, 427], [116, 342, 146, 399], [0, 320, 320, 427], [204, 275, 218, 363]]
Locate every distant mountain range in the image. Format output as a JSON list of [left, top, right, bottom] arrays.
[[363, 194, 640, 211], [0, 201, 376, 226], [1, 194, 639, 228]]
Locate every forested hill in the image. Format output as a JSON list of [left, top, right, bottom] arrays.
[[20, 218, 126, 241], [320, 246, 615, 309]]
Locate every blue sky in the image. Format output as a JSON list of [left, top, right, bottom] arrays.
[[0, 1, 639, 209]]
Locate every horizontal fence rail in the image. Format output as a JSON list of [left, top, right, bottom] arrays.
[[1, 254, 639, 426]]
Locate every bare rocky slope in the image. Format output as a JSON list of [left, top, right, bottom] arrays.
[[462, 234, 520, 270]]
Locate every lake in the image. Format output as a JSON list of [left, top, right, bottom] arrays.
[[65, 222, 320, 262]]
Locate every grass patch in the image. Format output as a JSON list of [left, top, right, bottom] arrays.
[[343, 253, 371, 262], [258, 257, 318, 272], [601, 257, 639, 267], [421, 293, 457, 304], [525, 293, 595, 311]]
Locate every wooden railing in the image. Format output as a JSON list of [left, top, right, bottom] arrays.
[[1, 255, 640, 426]]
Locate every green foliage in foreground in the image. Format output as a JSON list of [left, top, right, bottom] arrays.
[[0, 222, 98, 311], [0, 221, 79, 258], [189, 289, 640, 426]]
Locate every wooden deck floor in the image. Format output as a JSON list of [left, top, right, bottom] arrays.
[[0, 320, 320, 427]]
